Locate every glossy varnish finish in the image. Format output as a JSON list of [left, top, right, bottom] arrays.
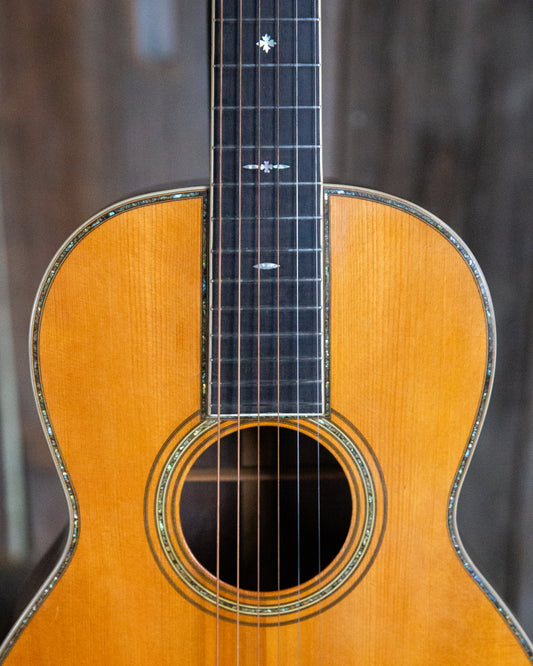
[[1, 187, 531, 664]]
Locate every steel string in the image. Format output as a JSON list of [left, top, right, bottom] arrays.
[[294, 1, 302, 661], [255, 0, 262, 657], [314, 1, 323, 660], [235, 0, 244, 662], [275, 0, 282, 662], [214, 1, 224, 663]]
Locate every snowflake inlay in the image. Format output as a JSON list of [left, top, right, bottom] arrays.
[[256, 34, 277, 53]]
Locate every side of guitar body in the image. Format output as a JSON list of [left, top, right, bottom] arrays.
[[1, 187, 531, 664]]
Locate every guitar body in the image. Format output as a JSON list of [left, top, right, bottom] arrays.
[[1, 186, 531, 664]]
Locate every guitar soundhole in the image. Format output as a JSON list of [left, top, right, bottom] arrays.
[[180, 426, 352, 592]]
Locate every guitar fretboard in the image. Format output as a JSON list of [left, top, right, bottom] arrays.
[[210, 0, 323, 416]]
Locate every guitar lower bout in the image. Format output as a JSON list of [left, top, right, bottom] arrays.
[[1, 185, 532, 664]]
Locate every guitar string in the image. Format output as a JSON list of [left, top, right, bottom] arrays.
[[255, 0, 262, 656], [215, 1, 224, 663], [294, 1, 302, 661], [314, 1, 323, 659], [236, 0, 243, 660], [275, 0, 282, 662]]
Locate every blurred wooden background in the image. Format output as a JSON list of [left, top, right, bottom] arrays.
[[0, 0, 532, 645]]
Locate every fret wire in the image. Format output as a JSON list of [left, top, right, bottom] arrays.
[[217, 408, 323, 414], [211, 305, 321, 311], [213, 105, 319, 110], [213, 332, 322, 338], [214, 63, 319, 68], [215, 335, 321, 343], [217, 407, 323, 413], [215, 392, 322, 401], [211, 249, 322, 254], [212, 356, 323, 362], [215, 379, 322, 386], [212, 277, 320, 283], [214, 144, 321, 149], [214, 18, 319, 22], [218, 182, 319, 187]]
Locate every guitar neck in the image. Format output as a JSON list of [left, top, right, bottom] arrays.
[[209, 0, 324, 417]]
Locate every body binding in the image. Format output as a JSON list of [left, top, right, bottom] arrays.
[[1, 185, 531, 664]]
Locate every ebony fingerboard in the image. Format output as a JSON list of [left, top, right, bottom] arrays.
[[209, 0, 323, 416]]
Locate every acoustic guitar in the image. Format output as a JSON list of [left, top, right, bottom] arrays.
[[1, 0, 532, 663]]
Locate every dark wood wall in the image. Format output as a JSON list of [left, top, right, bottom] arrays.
[[0, 0, 532, 643], [325, 0, 533, 633]]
